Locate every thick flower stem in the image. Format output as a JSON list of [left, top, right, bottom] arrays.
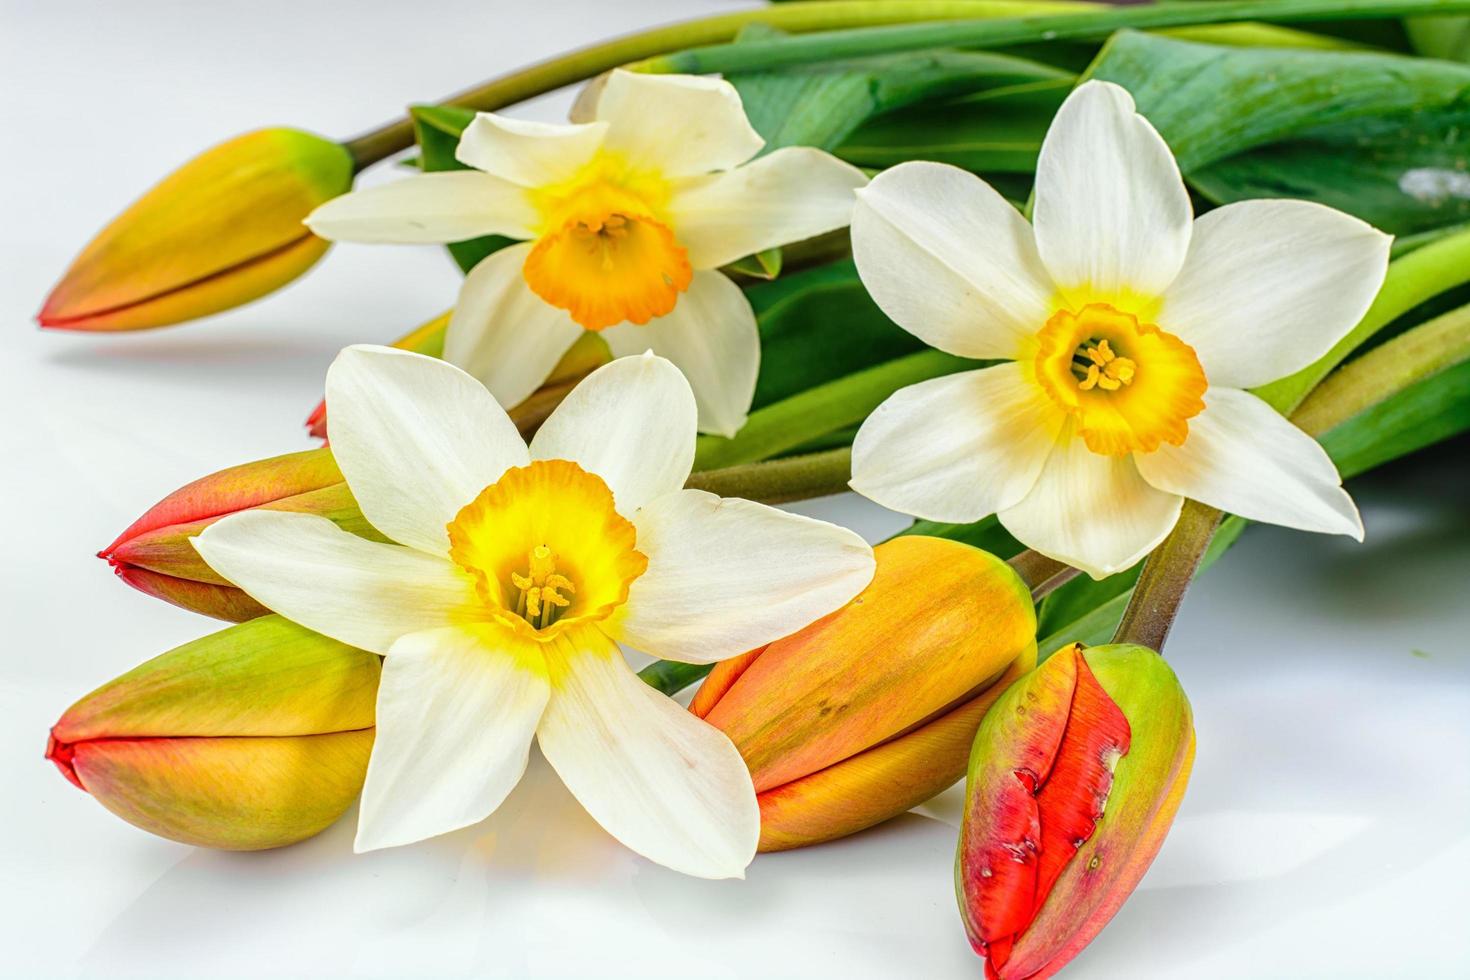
[[687, 447, 853, 503], [634, 0, 1470, 76], [1111, 501, 1223, 653], [342, 0, 1080, 170]]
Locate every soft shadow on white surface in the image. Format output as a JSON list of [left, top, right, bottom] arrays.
[[3, 0, 1468, 977]]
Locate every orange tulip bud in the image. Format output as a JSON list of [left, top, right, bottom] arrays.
[[47, 616, 380, 850], [40, 128, 352, 331], [693, 535, 1038, 851]]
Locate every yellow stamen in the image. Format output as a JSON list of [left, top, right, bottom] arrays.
[[1032, 302, 1207, 456], [511, 545, 577, 630]]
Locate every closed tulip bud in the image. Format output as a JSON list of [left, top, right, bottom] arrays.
[[957, 643, 1195, 980], [46, 616, 380, 850], [692, 535, 1038, 851], [39, 128, 352, 331], [100, 448, 375, 621]]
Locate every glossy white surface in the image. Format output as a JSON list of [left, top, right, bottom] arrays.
[[2, 2, 1468, 976]]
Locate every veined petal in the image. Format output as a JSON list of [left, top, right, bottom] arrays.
[[609, 490, 875, 664], [1033, 80, 1192, 301], [192, 511, 484, 655], [851, 161, 1053, 359], [444, 243, 586, 410], [455, 112, 608, 189], [595, 70, 764, 177], [850, 363, 1064, 523], [668, 147, 867, 269], [537, 628, 759, 879], [1158, 200, 1392, 389], [529, 353, 696, 514], [601, 272, 757, 437], [305, 171, 539, 244], [1134, 387, 1363, 538], [326, 345, 530, 556], [355, 626, 549, 852], [998, 433, 1183, 579]]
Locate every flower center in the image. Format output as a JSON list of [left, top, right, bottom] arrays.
[[446, 459, 647, 641], [1032, 303, 1207, 456], [522, 167, 691, 331]]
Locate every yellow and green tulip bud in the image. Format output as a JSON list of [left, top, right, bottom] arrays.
[[39, 128, 352, 331], [100, 448, 372, 622], [691, 535, 1038, 851], [47, 615, 380, 850], [957, 642, 1195, 979]]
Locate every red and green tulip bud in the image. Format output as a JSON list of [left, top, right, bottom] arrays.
[[39, 128, 352, 332], [100, 448, 374, 622], [692, 535, 1038, 851], [957, 642, 1195, 979], [46, 616, 379, 850]]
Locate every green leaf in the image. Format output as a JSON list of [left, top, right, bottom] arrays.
[[410, 105, 514, 273], [726, 247, 783, 280], [1086, 31, 1470, 234]]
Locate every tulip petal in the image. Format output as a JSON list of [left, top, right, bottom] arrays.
[[354, 626, 549, 852], [668, 147, 866, 269], [1134, 387, 1362, 538], [193, 511, 484, 655], [443, 243, 587, 410], [326, 345, 530, 556], [1158, 199, 1392, 388], [537, 628, 759, 879], [1033, 81, 1192, 300], [455, 112, 608, 189], [595, 70, 764, 176], [600, 272, 758, 437], [610, 489, 875, 664], [998, 435, 1182, 579], [850, 364, 1064, 523], [529, 353, 696, 513], [851, 161, 1054, 359], [305, 171, 539, 243]]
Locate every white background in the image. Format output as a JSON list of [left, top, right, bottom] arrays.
[[3, 1, 1468, 977]]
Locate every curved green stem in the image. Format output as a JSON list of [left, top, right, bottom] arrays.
[[686, 447, 853, 503], [634, 0, 1470, 76], [343, 0, 1085, 169]]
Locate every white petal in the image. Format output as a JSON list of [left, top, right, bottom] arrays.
[[667, 147, 867, 269], [998, 434, 1183, 580], [609, 489, 875, 664], [1032, 80, 1192, 300], [1158, 200, 1393, 388], [596, 70, 764, 176], [192, 511, 483, 655], [529, 353, 696, 514], [850, 363, 1065, 523], [443, 243, 587, 410], [851, 161, 1054, 359], [454, 112, 608, 189], [537, 629, 759, 879], [601, 272, 757, 437], [1134, 387, 1362, 538], [326, 345, 530, 556], [355, 626, 549, 852], [305, 171, 539, 244]]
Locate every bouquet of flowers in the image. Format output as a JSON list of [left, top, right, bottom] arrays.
[[41, 1, 1470, 975]]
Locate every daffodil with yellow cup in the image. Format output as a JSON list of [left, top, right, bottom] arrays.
[[847, 79, 1392, 578], [191, 345, 876, 877], [305, 70, 868, 437]]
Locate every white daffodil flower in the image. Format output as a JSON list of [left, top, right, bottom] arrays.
[[306, 70, 868, 437], [192, 346, 875, 878], [847, 80, 1391, 579]]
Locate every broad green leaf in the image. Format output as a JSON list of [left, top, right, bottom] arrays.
[[410, 104, 513, 273], [1086, 31, 1470, 233]]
